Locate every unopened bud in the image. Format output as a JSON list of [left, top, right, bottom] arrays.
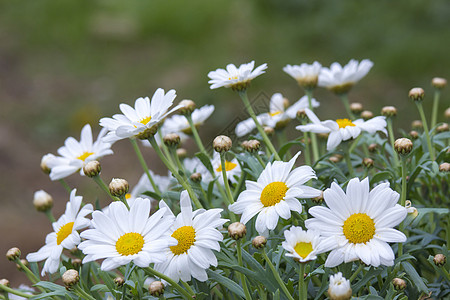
[[252, 236, 267, 249], [176, 148, 187, 159], [328, 273, 351, 300], [368, 143, 378, 152], [362, 158, 374, 169], [62, 269, 79, 288], [228, 222, 246, 240], [392, 278, 406, 290], [411, 120, 423, 129], [213, 135, 232, 153], [72, 258, 82, 269], [394, 138, 413, 155], [329, 156, 340, 163], [439, 162, 450, 173], [243, 140, 260, 153], [109, 178, 129, 197], [83, 160, 101, 177], [432, 77, 447, 89], [264, 126, 275, 136], [350, 102, 363, 114], [312, 192, 324, 204], [33, 190, 53, 212], [178, 99, 196, 115], [381, 106, 397, 117], [40, 154, 55, 174], [361, 110, 374, 120], [190, 172, 202, 183], [114, 277, 125, 287], [0, 279, 10, 287], [433, 254, 446, 267], [149, 281, 165, 297], [409, 130, 419, 139], [6, 247, 20, 261], [163, 133, 181, 147], [445, 107, 450, 119], [409, 87, 425, 101], [297, 109, 307, 119], [436, 123, 449, 133]]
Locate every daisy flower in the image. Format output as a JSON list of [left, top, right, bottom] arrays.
[[283, 61, 322, 89], [46, 124, 113, 181], [99, 88, 182, 142], [154, 190, 228, 283], [296, 108, 387, 150], [202, 152, 241, 185], [208, 61, 268, 91], [26, 189, 93, 276], [318, 59, 373, 94], [78, 198, 176, 271], [305, 177, 407, 267], [282, 227, 328, 263], [164, 105, 215, 136], [328, 272, 352, 300], [229, 152, 321, 235]]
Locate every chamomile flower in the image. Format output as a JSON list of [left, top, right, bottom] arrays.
[[164, 105, 215, 136], [154, 191, 228, 283], [328, 272, 352, 300], [282, 227, 327, 263], [203, 152, 241, 184], [318, 59, 373, 94], [124, 171, 173, 205], [208, 61, 268, 91], [78, 198, 176, 271], [229, 152, 321, 235], [283, 61, 322, 89], [26, 189, 93, 276], [296, 108, 386, 150], [46, 124, 113, 181], [305, 177, 408, 267], [99, 88, 182, 142]]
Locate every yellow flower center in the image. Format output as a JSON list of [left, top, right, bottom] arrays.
[[125, 193, 131, 199], [270, 111, 282, 117], [228, 76, 238, 80], [216, 161, 237, 172], [115, 232, 145, 256], [294, 242, 313, 259], [170, 226, 196, 255], [260, 182, 288, 207], [139, 116, 152, 125], [336, 118, 356, 129], [343, 213, 376, 244], [77, 152, 94, 161], [56, 222, 74, 245]]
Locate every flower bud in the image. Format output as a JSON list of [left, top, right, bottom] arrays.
[[0, 279, 10, 287], [242, 140, 260, 153], [329, 156, 340, 163], [283, 97, 290, 109], [445, 107, 450, 119], [381, 106, 397, 117], [436, 123, 449, 133], [163, 133, 181, 147], [394, 138, 413, 155], [176, 148, 187, 159], [312, 192, 324, 204], [136, 124, 159, 140], [411, 120, 423, 129], [33, 190, 53, 212], [439, 162, 450, 173], [228, 222, 246, 240], [252, 236, 267, 249], [213, 135, 232, 153], [409, 87, 425, 101], [83, 160, 101, 178], [263, 126, 275, 136], [432, 77, 447, 89], [149, 281, 165, 297], [62, 269, 79, 288], [350, 102, 363, 114], [362, 158, 374, 169], [405, 200, 418, 217], [40, 153, 55, 174], [368, 143, 378, 152], [109, 178, 129, 197], [178, 99, 196, 115], [361, 110, 374, 120], [409, 130, 419, 139], [190, 172, 202, 183], [114, 277, 125, 287], [16, 259, 29, 271], [297, 109, 307, 119], [328, 272, 351, 300], [72, 258, 82, 269], [6, 247, 20, 261], [392, 278, 406, 290], [433, 254, 446, 267]]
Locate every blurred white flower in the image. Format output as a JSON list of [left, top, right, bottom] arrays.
[[208, 61, 267, 91], [164, 105, 215, 135], [283, 61, 322, 89]]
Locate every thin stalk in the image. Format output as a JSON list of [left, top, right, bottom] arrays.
[[277, 130, 291, 159], [302, 130, 311, 166], [298, 263, 307, 300], [398, 156, 408, 257], [220, 154, 235, 205], [239, 91, 281, 160], [431, 90, 441, 129], [0, 285, 32, 298], [169, 147, 185, 173], [59, 179, 71, 193], [343, 144, 355, 177], [129, 139, 161, 194], [92, 175, 120, 202], [232, 170, 246, 201], [349, 264, 364, 283], [305, 90, 320, 162], [255, 154, 266, 167], [386, 118, 399, 168], [416, 101, 435, 160], [145, 267, 193, 300], [186, 114, 209, 157], [158, 130, 175, 166], [237, 240, 252, 300], [181, 281, 195, 295], [74, 285, 96, 300], [44, 210, 56, 223], [14, 258, 40, 285], [262, 249, 295, 300], [339, 94, 355, 119], [119, 194, 130, 210]]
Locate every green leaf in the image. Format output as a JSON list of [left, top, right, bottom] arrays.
[[206, 269, 245, 298], [402, 261, 429, 294], [91, 284, 109, 292], [142, 190, 161, 200], [371, 171, 393, 184], [411, 208, 449, 227], [195, 152, 214, 174], [278, 141, 303, 159]]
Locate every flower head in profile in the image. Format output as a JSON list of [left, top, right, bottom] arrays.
[[26, 189, 93, 276], [306, 177, 407, 267], [229, 152, 321, 235], [164, 105, 215, 136], [296, 108, 386, 150], [208, 61, 267, 91], [99, 88, 182, 141], [46, 124, 113, 181], [283, 61, 322, 89], [154, 191, 228, 283], [319, 59, 373, 94], [328, 272, 352, 300], [79, 198, 176, 271], [282, 227, 328, 263]]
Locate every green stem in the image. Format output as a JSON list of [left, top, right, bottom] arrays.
[[181, 281, 195, 295], [386, 118, 399, 168], [255, 154, 266, 167], [343, 144, 355, 177], [431, 90, 441, 129], [237, 240, 252, 300], [186, 114, 209, 157], [130, 139, 161, 195], [339, 94, 355, 120], [298, 263, 307, 300], [220, 154, 235, 205], [349, 264, 364, 283], [0, 285, 32, 298], [92, 175, 120, 202], [262, 249, 295, 300], [238, 91, 281, 160], [301, 128, 311, 166], [232, 170, 246, 201], [44, 210, 56, 223], [59, 179, 71, 193], [305, 90, 320, 162], [158, 130, 175, 166], [398, 156, 408, 257], [14, 258, 40, 285], [416, 101, 435, 161], [119, 194, 130, 210], [74, 285, 96, 300], [145, 267, 193, 300]]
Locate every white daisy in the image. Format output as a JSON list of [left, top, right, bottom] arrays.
[[26, 189, 93, 276], [229, 152, 321, 235], [202, 152, 241, 185], [78, 198, 176, 271], [154, 190, 228, 283], [183, 157, 203, 174], [282, 227, 327, 263], [283, 61, 322, 89], [46, 124, 113, 181], [328, 272, 352, 300], [208, 61, 267, 91], [318, 59, 373, 94], [99, 88, 182, 142], [305, 177, 408, 267], [164, 105, 215, 136], [296, 108, 387, 150]]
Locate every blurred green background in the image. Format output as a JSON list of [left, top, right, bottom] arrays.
[[1, 0, 449, 285]]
